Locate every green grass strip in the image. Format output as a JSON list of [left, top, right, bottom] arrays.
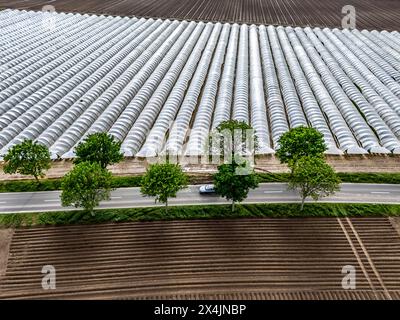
[[0, 176, 143, 193], [1, 172, 400, 193], [1, 202, 400, 228], [257, 172, 400, 183]]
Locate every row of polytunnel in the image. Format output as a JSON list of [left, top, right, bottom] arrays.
[[1, 9, 400, 159]]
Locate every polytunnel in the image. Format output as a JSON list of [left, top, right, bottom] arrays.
[[1, 9, 400, 160]]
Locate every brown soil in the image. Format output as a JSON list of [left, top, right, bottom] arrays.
[[1, 0, 399, 31], [0, 229, 13, 278], [1, 217, 399, 299], [390, 217, 400, 237]]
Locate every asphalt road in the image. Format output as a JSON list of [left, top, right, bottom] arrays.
[[0, 183, 399, 214]]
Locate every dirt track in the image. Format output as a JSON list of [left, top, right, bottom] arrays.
[[1, 0, 399, 31], [1, 217, 400, 299]]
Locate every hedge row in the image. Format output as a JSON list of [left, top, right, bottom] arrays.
[[0, 176, 143, 193], [1, 202, 400, 228], [0, 172, 399, 193], [257, 172, 400, 184]]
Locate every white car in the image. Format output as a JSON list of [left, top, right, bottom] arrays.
[[199, 184, 216, 194]]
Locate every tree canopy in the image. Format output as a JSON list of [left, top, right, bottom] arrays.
[[288, 156, 341, 210], [140, 163, 188, 211], [276, 126, 327, 166], [216, 119, 255, 134], [3, 140, 51, 181], [74, 132, 124, 169], [61, 161, 113, 215], [213, 160, 259, 212], [210, 120, 258, 160]]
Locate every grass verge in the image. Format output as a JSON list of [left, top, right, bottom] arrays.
[[1, 172, 399, 193], [0, 176, 143, 193], [257, 172, 400, 183], [1, 202, 400, 228]]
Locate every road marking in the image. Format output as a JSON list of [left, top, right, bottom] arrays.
[[370, 191, 390, 194], [44, 199, 60, 202], [111, 196, 123, 200], [180, 189, 193, 193], [0, 202, 6, 204], [263, 190, 284, 194]]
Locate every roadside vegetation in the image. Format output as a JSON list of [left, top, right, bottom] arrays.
[[1, 203, 400, 228], [0, 127, 398, 222], [0, 176, 141, 193], [3, 139, 51, 182], [211, 120, 259, 212], [1, 172, 400, 193], [140, 162, 188, 212], [58, 133, 124, 215], [276, 126, 327, 167], [210, 119, 259, 154], [74, 132, 124, 169], [61, 162, 114, 216], [258, 172, 400, 184], [288, 156, 340, 210], [276, 126, 340, 210], [213, 160, 259, 212]]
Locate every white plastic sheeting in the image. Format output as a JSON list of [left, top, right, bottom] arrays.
[[211, 24, 239, 129], [162, 23, 222, 156], [270, 26, 342, 155], [1, 9, 400, 159], [0, 18, 166, 156], [232, 24, 249, 123], [137, 23, 215, 158], [258, 25, 290, 148], [120, 22, 206, 156], [286, 27, 384, 154], [303, 28, 400, 154], [248, 25, 274, 154], [185, 23, 230, 156]]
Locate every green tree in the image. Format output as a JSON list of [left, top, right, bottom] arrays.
[[289, 156, 341, 211], [3, 140, 51, 182], [276, 126, 327, 167], [74, 132, 123, 169], [213, 160, 259, 212], [61, 162, 113, 215], [209, 120, 258, 159], [215, 119, 255, 136], [140, 163, 188, 212]]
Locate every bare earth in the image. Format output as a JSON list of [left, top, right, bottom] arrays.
[[1, 218, 399, 299], [390, 218, 400, 237], [1, 0, 399, 31], [0, 229, 13, 278]]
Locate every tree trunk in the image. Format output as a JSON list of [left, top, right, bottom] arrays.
[[300, 197, 305, 211], [231, 200, 235, 213]]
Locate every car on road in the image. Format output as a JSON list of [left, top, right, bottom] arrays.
[[199, 185, 216, 194]]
